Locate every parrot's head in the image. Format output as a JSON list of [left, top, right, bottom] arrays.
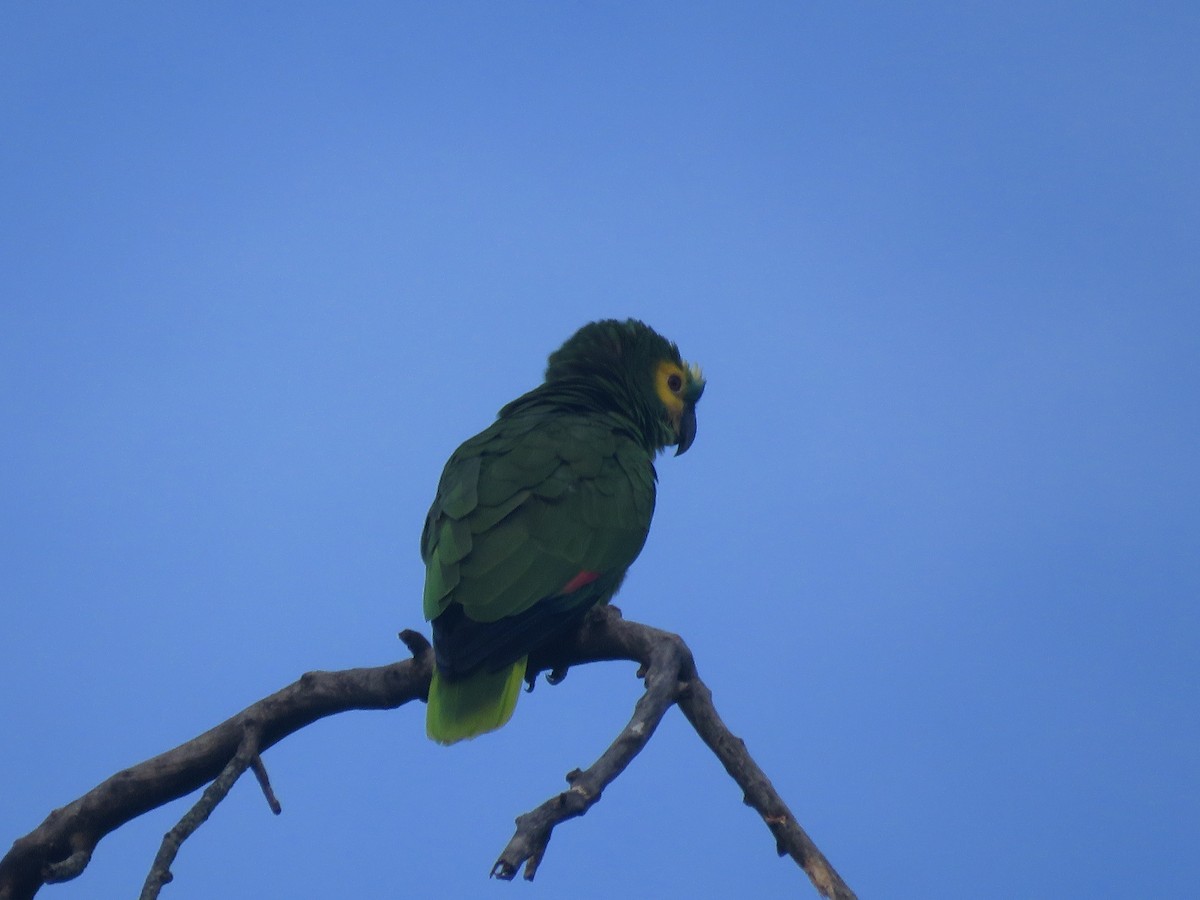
[[545, 319, 706, 456]]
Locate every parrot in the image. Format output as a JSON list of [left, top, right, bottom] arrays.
[[421, 318, 705, 744]]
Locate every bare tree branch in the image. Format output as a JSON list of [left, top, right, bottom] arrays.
[[0, 631, 433, 900], [492, 610, 688, 881], [678, 664, 853, 899], [0, 613, 854, 900], [509, 606, 857, 900]]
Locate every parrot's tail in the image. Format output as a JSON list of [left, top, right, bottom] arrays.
[[426, 657, 528, 745]]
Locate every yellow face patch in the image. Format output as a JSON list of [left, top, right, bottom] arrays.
[[654, 359, 688, 429]]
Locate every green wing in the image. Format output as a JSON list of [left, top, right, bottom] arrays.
[[422, 412, 656, 743]]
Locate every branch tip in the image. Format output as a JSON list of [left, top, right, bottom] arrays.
[[489, 861, 513, 880], [250, 755, 282, 815], [397, 629, 431, 658]]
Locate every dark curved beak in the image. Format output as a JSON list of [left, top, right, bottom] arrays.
[[674, 404, 697, 456]]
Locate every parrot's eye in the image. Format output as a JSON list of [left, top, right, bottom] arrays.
[[667, 373, 683, 393]]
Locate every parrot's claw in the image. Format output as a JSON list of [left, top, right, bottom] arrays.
[[547, 666, 570, 685]]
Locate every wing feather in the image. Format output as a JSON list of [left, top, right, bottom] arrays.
[[423, 411, 655, 676]]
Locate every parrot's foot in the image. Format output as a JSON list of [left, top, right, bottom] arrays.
[[523, 665, 571, 692]]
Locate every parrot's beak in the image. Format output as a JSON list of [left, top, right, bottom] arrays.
[[674, 404, 697, 456]]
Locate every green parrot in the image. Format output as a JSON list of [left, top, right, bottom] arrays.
[[421, 318, 705, 744]]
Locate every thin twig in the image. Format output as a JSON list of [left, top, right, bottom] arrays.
[[491, 627, 689, 880], [139, 724, 264, 900], [678, 680, 856, 899], [249, 755, 282, 815]]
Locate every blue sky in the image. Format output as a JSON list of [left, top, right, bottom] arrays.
[[2, 3, 1197, 897]]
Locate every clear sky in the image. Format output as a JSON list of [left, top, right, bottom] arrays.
[[2, 3, 1197, 898]]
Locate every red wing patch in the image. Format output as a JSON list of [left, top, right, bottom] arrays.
[[560, 570, 601, 594]]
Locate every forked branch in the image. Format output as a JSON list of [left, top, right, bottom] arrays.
[[0, 632, 433, 900], [505, 606, 855, 899], [0, 613, 854, 900]]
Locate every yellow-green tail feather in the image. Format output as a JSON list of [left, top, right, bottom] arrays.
[[426, 657, 528, 745]]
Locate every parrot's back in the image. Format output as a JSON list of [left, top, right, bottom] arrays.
[[422, 410, 656, 743]]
